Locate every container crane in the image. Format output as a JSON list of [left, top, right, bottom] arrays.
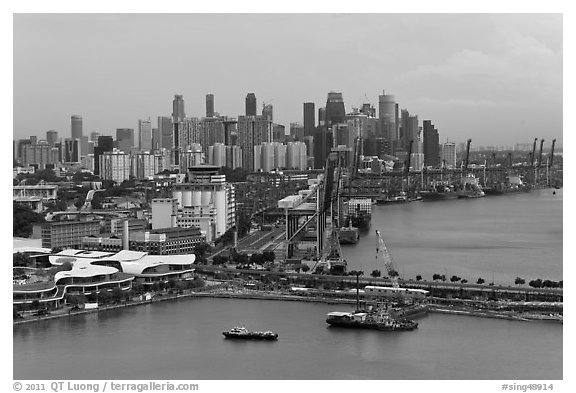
[[530, 138, 538, 167], [375, 230, 399, 288], [538, 139, 545, 168], [549, 139, 556, 168]]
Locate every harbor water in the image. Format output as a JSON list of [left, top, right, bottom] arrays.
[[342, 188, 563, 284], [13, 189, 563, 380]]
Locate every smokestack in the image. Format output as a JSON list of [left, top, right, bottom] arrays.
[[123, 219, 129, 250]]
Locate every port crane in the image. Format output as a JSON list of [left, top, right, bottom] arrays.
[[375, 230, 399, 288], [549, 139, 556, 168]]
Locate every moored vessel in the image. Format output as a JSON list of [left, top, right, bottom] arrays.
[[326, 309, 418, 331], [222, 326, 278, 340]]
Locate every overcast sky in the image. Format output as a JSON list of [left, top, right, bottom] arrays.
[[13, 13, 562, 147]]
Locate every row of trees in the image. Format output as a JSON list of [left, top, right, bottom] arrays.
[[213, 251, 277, 266]]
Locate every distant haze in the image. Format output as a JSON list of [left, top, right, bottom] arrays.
[[13, 14, 562, 147]]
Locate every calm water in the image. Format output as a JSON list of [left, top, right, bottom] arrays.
[[13, 298, 562, 380], [342, 189, 563, 285], [13, 190, 563, 380]]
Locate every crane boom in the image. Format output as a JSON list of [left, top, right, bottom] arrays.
[[531, 138, 538, 167], [538, 139, 545, 168], [375, 230, 399, 288], [549, 139, 556, 168]]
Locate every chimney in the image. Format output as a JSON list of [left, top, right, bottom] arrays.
[[122, 219, 129, 250]]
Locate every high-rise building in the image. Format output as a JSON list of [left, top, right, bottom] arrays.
[[441, 142, 457, 168], [318, 107, 326, 126], [90, 131, 101, 143], [206, 94, 215, 117], [237, 115, 272, 171], [152, 128, 161, 151], [29, 136, 38, 146], [158, 116, 173, 150], [303, 102, 315, 136], [199, 117, 225, 154], [423, 120, 440, 167], [262, 103, 273, 122], [325, 92, 346, 126], [245, 93, 257, 116], [64, 139, 80, 163], [172, 95, 186, 121], [22, 141, 57, 169], [272, 123, 285, 143], [46, 130, 58, 146], [94, 136, 114, 176], [290, 123, 304, 141], [131, 152, 160, 179], [100, 150, 131, 184], [116, 128, 135, 153], [208, 143, 227, 167], [378, 90, 397, 144], [71, 115, 83, 156], [138, 119, 153, 151], [313, 127, 332, 169]]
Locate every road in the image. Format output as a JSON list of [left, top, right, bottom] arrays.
[[210, 227, 286, 258]]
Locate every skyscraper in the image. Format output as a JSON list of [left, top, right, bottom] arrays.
[[303, 102, 315, 136], [206, 94, 215, 117], [90, 131, 101, 142], [71, 115, 83, 155], [158, 116, 173, 149], [46, 130, 58, 146], [324, 92, 346, 126], [245, 93, 257, 116], [138, 119, 152, 151], [423, 120, 440, 167], [64, 139, 80, 163], [94, 135, 114, 175], [378, 90, 397, 144], [116, 128, 135, 153], [237, 115, 272, 171], [172, 95, 186, 121], [262, 103, 273, 122]]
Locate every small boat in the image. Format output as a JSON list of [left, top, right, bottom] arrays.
[[222, 326, 278, 340]]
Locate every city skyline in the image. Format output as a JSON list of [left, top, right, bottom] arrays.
[[14, 14, 562, 146]]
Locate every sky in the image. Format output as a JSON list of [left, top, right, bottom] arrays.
[[13, 13, 563, 147]]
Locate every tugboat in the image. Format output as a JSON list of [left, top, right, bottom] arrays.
[[222, 326, 278, 340]]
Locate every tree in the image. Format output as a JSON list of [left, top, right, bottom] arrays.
[[262, 251, 276, 263], [528, 279, 543, 288], [111, 287, 124, 303], [416, 275, 422, 281], [476, 278, 485, 285], [194, 242, 212, 258], [450, 275, 461, 283], [301, 265, 310, 273], [440, 274, 446, 282], [13, 252, 32, 267], [461, 279, 468, 284], [432, 274, 441, 282], [250, 253, 264, 265], [98, 290, 113, 304], [212, 255, 228, 265], [388, 269, 399, 278], [13, 202, 45, 237], [514, 277, 526, 286], [31, 299, 41, 310], [370, 269, 381, 278]]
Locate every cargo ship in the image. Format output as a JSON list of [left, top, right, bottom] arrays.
[[338, 223, 359, 244], [420, 181, 459, 201], [484, 175, 531, 195], [326, 309, 418, 331], [222, 326, 278, 340], [456, 174, 485, 198]]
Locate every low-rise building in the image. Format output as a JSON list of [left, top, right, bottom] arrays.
[[33, 220, 101, 249]]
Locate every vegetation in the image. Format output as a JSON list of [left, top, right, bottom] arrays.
[[193, 242, 213, 264], [219, 167, 249, 183], [476, 278, 485, 285], [450, 275, 461, 283], [13, 252, 32, 267], [13, 202, 45, 237], [514, 277, 526, 286], [212, 255, 228, 265], [370, 269, 381, 278], [415, 275, 422, 281]]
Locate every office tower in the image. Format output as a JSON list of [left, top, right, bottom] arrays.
[[324, 92, 346, 126], [116, 128, 135, 153], [237, 115, 272, 171], [71, 115, 83, 155], [303, 102, 316, 136], [90, 131, 101, 142], [332, 124, 352, 148], [272, 124, 285, 143], [378, 90, 397, 144], [29, 136, 37, 145], [441, 142, 457, 168], [245, 93, 257, 116], [94, 136, 114, 175], [423, 120, 440, 167], [313, 127, 332, 169], [158, 116, 173, 149], [138, 119, 153, 151], [262, 103, 273, 122], [172, 95, 186, 121], [200, 117, 225, 154], [46, 130, 58, 146], [206, 94, 215, 117], [64, 139, 80, 163], [318, 107, 326, 126], [290, 123, 304, 141], [100, 150, 131, 184], [152, 128, 161, 150], [131, 151, 158, 179], [223, 119, 237, 146]]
